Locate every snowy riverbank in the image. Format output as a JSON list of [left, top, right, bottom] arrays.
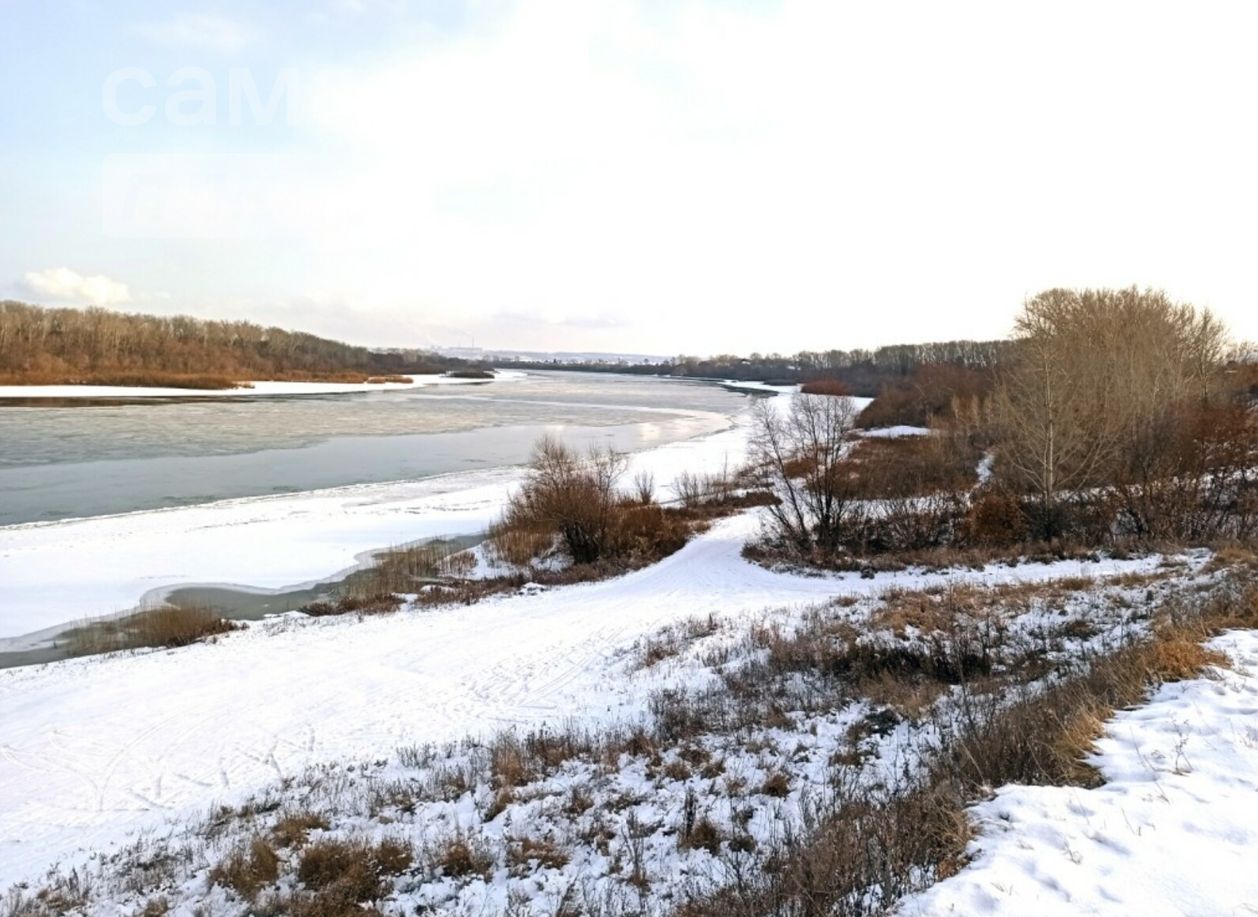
[[0, 397, 755, 645]]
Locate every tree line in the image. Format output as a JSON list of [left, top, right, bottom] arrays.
[[498, 339, 1013, 396], [0, 301, 473, 386]]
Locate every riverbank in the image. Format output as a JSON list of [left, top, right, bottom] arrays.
[[0, 405, 757, 648]]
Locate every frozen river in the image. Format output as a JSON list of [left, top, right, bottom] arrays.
[[0, 371, 745, 525]]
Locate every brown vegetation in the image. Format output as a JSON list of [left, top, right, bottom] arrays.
[[489, 436, 762, 574], [750, 287, 1258, 567], [500, 436, 628, 564], [857, 362, 994, 430], [678, 579, 1256, 917], [208, 837, 279, 901], [67, 605, 238, 656], [799, 378, 850, 397], [0, 301, 475, 386]]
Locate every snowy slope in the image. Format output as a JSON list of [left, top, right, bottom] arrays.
[[900, 630, 1258, 916], [0, 510, 1164, 892]]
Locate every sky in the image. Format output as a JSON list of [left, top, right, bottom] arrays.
[[3, 0, 1258, 356]]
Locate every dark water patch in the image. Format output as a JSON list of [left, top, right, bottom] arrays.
[[0, 535, 485, 670]]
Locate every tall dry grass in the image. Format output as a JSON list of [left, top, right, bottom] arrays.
[[66, 605, 237, 656]]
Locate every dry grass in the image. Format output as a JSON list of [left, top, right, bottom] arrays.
[[295, 837, 412, 903], [759, 771, 791, 798], [432, 834, 494, 880], [67, 605, 238, 656], [342, 541, 467, 599], [271, 811, 331, 848], [208, 836, 279, 900], [680, 583, 1258, 917], [487, 523, 556, 567], [506, 836, 570, 875], [1146, 636, 1229, 682], [302, 593, 403, 618]]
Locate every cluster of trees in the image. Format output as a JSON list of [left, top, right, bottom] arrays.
[[751, 287, 1258, 560], [0, 302, 474, 386], [995, 288, 1253, 541]]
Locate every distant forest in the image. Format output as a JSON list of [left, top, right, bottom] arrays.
[[499, 339, 1014, 398], [0, 302, 476, 388]]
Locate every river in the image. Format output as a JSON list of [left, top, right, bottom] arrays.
[[0, 371, 748, 525]]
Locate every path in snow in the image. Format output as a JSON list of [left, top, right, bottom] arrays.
[[0, 510, 1163, 892], [899, 629, 1258, 917]]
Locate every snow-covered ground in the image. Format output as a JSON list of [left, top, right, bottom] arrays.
[[0, 508, 1168, 892], [859, 424, 931, 438], [718, 379, 800, 395], [0, 372, 527, 400], [900, 629, 1258, 916]]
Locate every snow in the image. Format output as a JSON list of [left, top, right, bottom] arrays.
[[0, 371, 527, 400], [899, 629, 1258, 917], [976, 450, 995, 485], [858, 424, 931, 438], [0, 510, 1169, 892], [718, 379, 800, 394]]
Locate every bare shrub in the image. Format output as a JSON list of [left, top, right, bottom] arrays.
[[961, 489, 1028, 546], [631, 469, 656, 505], [500, 436, 627, 564], [750, 393, 861, 555]]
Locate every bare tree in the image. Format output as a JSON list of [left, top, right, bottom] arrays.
[[750, 393, 860, 554]]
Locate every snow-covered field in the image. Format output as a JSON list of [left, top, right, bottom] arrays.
[[0, 372, 527, 400], [900, 629, 1258, 916]]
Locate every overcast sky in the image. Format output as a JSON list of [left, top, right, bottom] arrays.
[[3, 0, 1258, 355]]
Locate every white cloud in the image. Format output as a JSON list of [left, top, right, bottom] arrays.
[[134, 14, 259, 53], [24, 268, 132, 307]]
